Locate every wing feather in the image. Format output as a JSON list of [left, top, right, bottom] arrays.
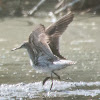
[[29, 24, 57, 60], [45, 11, 74, 59]]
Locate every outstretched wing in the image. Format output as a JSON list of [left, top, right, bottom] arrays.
[[29, 24, 57, 60], [45, 11, 74, 59]]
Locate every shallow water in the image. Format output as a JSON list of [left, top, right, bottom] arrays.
[[0, 14, 100, 100]]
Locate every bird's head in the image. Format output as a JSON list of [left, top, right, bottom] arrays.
[[12, 42, 29, 51]]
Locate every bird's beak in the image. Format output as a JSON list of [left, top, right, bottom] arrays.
[[11, 45, 22, 51]]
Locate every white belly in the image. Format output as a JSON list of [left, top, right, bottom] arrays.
[[30, 59, 76, 73]]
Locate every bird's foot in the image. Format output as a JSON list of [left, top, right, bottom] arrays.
[[65, 77, 79, 90]]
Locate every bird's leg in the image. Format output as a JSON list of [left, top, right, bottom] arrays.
[[50, 73, 53, 90], [52, 71, 61, 80], [43, 77, 51, 85]]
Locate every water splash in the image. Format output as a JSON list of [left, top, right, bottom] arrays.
[[0, 81, 100, 99]]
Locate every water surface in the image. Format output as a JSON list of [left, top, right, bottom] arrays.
[[0, 14, 100, 100]]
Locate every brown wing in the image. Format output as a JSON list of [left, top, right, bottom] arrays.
[[45, 11, 74, 59], [29, 24, 57, 60]]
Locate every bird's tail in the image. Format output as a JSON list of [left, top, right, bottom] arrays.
[[51, 60, 76, 71]]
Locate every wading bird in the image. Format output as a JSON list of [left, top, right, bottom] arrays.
[[12, 11, 76, 90]]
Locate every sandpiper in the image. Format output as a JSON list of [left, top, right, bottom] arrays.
[[12, 11, 76, 90]]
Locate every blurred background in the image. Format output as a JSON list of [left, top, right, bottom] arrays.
[[0, 0, 100, 17], [0, 0, 100, 100]]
